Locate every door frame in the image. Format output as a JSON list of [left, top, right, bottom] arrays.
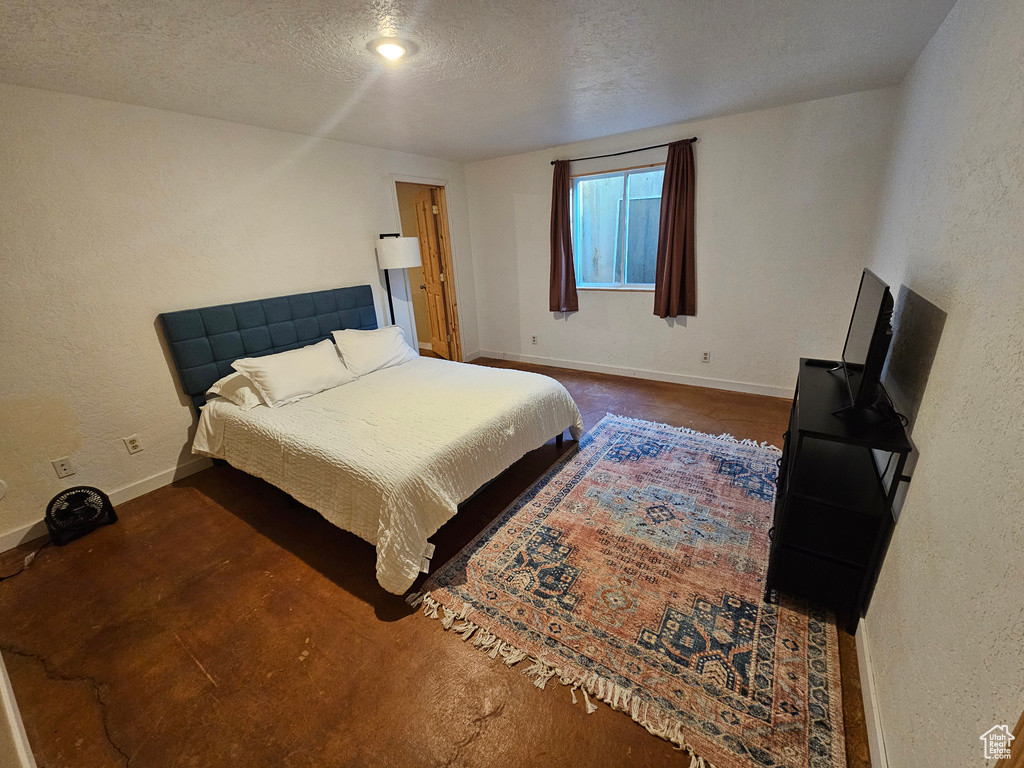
[[388, 174, 465, 361]]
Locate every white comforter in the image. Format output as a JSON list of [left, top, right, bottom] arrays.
[[192, 357, 583, 594]]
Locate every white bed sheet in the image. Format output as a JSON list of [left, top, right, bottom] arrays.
[[193, 357, 583, 594]]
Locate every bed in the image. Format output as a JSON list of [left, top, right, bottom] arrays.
[[159, 285, 583, 594]]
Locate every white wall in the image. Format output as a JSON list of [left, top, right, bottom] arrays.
[[464, 88, 898, 395], [0, 652, 35, 768], [862, 0, 1024, 763], [0, 83, 479, 543]]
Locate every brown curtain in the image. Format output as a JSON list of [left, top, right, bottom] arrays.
[[549, 160, 579, 312], [653, 140, 696, 318]]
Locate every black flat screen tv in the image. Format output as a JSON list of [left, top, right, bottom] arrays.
[[841, 269, 894, 412]]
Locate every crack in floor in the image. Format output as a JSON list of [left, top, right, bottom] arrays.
[[0, 643, 131, 767], [442, 700, 507, 768]]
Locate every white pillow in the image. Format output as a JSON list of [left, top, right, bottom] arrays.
[[231, 339, 354, 408], [206, 372, 266, 411], [332, 326, 417, 378]]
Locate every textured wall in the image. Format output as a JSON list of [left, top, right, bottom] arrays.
[[465, 89, 898, 393], [864, 0, 1024, 763], [0, 652, 31, 768], [0, 83, 478, 542]]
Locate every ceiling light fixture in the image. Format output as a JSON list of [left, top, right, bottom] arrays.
[[376, 41, 406, 60], [368, 37, 418, 62]]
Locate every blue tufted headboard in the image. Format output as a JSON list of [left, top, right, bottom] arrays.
[[159, 285, 377, 414]]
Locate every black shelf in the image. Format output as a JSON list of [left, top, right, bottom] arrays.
[[771, 548, 863, 616], [787, 440, 886, 516], [794, 362, 912, 452], [779, 497, 880, 568], [765, 359, 911, 634]]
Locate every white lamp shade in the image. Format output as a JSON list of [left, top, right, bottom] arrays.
[[376, 237, 421, 270]]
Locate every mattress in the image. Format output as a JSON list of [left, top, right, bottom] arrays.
[[192, 357, 583, 594]]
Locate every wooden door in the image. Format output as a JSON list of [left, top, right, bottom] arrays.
[[431, 188, 463, 362], [414, 189, 450, 359]]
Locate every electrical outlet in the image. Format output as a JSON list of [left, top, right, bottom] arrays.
[[531, 335, 538, 345], [701, 351, 711, 363], [123, 435, 143, 454], [52, 457, 75, 478]]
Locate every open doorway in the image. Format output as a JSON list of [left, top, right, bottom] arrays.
[[395, 181, 463, 361]]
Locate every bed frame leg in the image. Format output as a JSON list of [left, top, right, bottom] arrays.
[[556, 433, 563, 449]]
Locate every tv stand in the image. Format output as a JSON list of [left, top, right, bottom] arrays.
[[764, 359, 912, 634]]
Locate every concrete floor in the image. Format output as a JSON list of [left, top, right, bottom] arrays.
[[0, 359, 869, 767]]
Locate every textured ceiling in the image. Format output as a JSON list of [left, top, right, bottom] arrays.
[[0, 0, 955, 161]]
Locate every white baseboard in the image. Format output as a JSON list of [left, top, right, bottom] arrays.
[[473, 350, 791, 399], [106, 456, 212, 507], [856, 619, 888, 768], [417, 342, 431, 351], [0, 521, 49, 554], [0, 457, 212, 555], [1, 651, 37, 768]]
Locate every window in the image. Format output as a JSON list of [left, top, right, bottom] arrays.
[[572, 166, 664, 289]]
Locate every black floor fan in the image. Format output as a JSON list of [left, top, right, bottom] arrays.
[[45, 487, 117, 545]]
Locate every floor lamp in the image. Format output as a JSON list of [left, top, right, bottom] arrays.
[[376, 233, 422, 325]]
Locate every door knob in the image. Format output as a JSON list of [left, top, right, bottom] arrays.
[[420, 284, 427, 290]]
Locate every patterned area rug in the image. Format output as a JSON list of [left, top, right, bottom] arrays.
[[409, 415, 845, 768]]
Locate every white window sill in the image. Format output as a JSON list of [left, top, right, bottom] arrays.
[[577, 285, 655, 293]]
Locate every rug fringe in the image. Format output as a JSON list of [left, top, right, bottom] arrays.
[[407, 589, 718, 767], [440, 605, 456, 629], [605, 412, 781, 453]]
